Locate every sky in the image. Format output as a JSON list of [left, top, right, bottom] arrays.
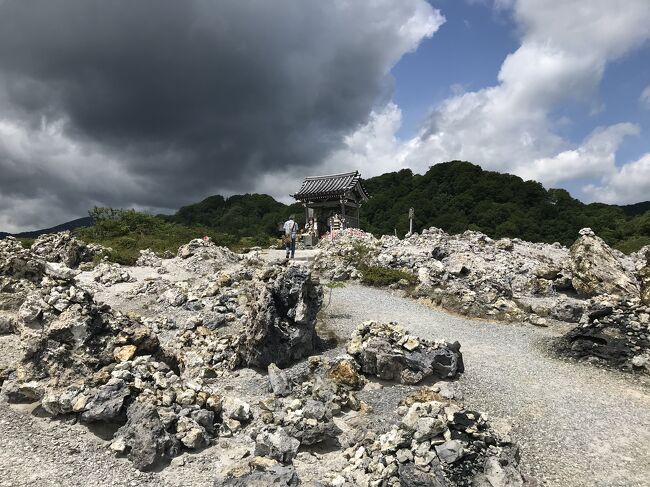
[[0, 0, 649, 232]]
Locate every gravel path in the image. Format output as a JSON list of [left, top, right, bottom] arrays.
[[326, 284, 650, 487]]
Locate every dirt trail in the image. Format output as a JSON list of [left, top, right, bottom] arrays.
[[326, 284, 650, 487]]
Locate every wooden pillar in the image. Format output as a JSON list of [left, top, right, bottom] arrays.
[[340, 199, 346, 229], [356, 205, 360, 229]]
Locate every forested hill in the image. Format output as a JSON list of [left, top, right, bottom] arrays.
[[168, 194, 304, 238], [166, 161, 649, 253], [3, 161, 649, 257], [360, 161, 649, 252]]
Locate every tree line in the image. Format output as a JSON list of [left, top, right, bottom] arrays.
[[73, 161, 650, 263]]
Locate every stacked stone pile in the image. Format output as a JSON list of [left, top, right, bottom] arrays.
[[30, 231, 103, 268], [177, 238, 240, 275], [93, 262, 135, 285], [0, 267, 225, 469], [558, 296, 650, 373], [135, 248, 164, 267], [126, 264, 324, 377], [0, 237, 326, 471], [340, 398, 527, 487], [0, 238, 45, 337], [347, 321, 464, 384], [0, 236, 45, 283]]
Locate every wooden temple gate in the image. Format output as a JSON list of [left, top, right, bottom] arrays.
[[292, 171, 370, 241]]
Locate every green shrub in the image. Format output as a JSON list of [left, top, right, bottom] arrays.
[[360, 265, 417, 287], [17, 238, 35, 248], [343, 242, 374, 268], [76, 207, 246, 265], [614, 236, 650, 255]]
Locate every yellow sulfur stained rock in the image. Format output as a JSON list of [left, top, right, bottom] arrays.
[[113, 345, 137, 362], [328, 359, 363, 389], [403, 337, 420, 351]]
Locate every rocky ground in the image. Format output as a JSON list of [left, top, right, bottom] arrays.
[[315, 227, 650, 375], [1, 233, 532, 486], [326, 284, 650, 487], [1, 229, 649, 486]]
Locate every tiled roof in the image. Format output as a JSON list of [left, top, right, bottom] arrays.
[[292, 171, 370, 202]]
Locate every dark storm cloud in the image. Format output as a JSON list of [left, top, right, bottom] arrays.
[[0, 0, 437, 231]]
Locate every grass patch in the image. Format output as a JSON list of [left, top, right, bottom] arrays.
[[359, 265, 417, 287], [17, 238, 35, 248]]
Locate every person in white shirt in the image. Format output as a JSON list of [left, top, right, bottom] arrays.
[[283, 215, 298, 259]]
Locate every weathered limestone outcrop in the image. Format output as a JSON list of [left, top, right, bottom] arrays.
[[569, 228, 639, 298], [236, 265, 323, 368], [636, 246, 650, 306]]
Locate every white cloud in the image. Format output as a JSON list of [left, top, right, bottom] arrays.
[[517, 123, 640, 186], [0, 116, 164, 232], [321, 0, 650, 203], [640, 86, 650, 110], [583, 153, 650, 204]]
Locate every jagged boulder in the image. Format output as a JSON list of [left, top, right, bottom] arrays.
[[236, 265, 323, 368], [282, 398, 342, 446], [81, 379, 132, 422], [267, 363, 291, 396], [569, 228, 639, 298], [115, 399, 181, 471], [347, 322, 463, 384], [254, 427, 300, 463], [558, 297, 650, 373]]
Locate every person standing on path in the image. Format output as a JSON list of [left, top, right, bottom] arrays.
[[283, 215, 298, 259]]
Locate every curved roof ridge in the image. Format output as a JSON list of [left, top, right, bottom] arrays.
[[302, 170, 359, 180], [292, 170, 370, 202]]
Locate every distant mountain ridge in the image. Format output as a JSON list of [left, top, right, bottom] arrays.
[[621, 201, 650, 217], [0, 216, 93, 239]]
